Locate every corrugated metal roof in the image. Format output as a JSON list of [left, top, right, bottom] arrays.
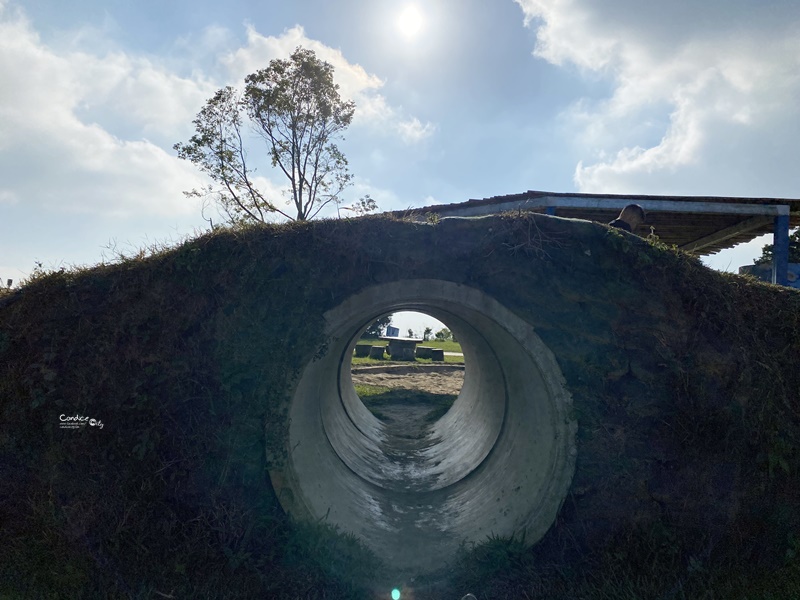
[[411, 190, 800, 256]]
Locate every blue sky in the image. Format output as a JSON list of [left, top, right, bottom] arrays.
[[2, 0, 799, 324]]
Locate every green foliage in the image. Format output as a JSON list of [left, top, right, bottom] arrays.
[[361, 314, 391, 338], [175, 47, 357, 224], [755, 229, 800, 264], [340, 194, 378, 217], [433, 327, 453, 342]]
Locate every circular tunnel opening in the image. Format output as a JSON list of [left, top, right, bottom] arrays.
[[269, 280, 577, 577]]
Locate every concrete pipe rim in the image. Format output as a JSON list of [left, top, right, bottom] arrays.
[[269, 279, 577, 576]]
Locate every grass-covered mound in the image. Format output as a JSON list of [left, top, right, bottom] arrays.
[[1, 214, 798, 599]]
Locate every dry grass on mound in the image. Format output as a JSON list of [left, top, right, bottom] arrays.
[[0, 214, 798, 599]]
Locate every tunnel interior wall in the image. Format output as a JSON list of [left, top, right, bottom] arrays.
[[0, 214, 799, 594]]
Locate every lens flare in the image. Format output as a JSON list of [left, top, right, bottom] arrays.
[[391, 588, 401, 600]]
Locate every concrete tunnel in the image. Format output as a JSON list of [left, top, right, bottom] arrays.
[[271, 279, 577, 574]]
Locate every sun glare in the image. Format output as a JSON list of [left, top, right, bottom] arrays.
[[397, 5, 423, 38]]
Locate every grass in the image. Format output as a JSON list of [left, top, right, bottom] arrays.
[[2, 213, 799, 599], [414, 354, 464, 364], [353, 383, 393, 396], [351, 354, 464, 365], [420, 529, 800, 600], [415, 339, 462, 352]]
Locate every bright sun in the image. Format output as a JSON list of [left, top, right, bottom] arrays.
[[397, 5, 423, 38]]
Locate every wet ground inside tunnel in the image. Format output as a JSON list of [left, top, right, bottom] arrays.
[[351, 364, 466, 493]]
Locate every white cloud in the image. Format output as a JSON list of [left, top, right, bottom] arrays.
[[516, 0, 800, 197], [421, 195, 439, 206], [221, 25, 435, 144], [0, 4, 211, 217], [0, 5, 432, 229], [343, 178, 401, 213], [516, 0, 620, 70], [74, 52, 218, 140], [396, 117, 436, 143], [172, 25, 238, 69]]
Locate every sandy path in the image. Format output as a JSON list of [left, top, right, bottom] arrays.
[[351, 364, 465, 395]]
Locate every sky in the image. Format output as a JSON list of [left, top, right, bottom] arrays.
[[2, 0, 799, 335]]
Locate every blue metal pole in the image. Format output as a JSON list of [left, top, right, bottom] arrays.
[[773, 211, 790, 285]]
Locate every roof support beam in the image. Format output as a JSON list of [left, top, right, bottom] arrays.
[[540, 196, 790, 216], [679, 216, 773, 253], [773, 214, 790, 286]]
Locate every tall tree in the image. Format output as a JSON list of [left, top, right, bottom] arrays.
[[175, 47, 357, 224]]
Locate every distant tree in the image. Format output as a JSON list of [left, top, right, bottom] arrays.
[[423, 327, 433, 341], [434, 328, 453, 342], [361, 316, 391, 339], [407, 328, 415, 339], [755, 230, 800, 264], [175, 47, 363, 225]]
